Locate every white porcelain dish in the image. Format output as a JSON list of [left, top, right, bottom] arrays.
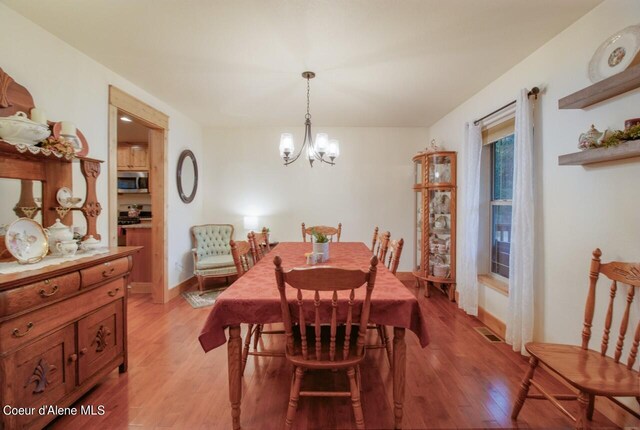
[[56, 187, 73, 207], [588, 24, 640, 83], [4, 218, 49, 264], [0, 112, 51, 145]]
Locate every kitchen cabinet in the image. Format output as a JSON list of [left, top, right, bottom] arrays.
[[124, 226, 152, 287], [118, 143, 149, 171]]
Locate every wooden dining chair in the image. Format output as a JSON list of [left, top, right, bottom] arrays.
[[274, 255, 378, 430], [371, 226, 380, 252], [375, 231, 391, 263], [367, 238, 404, 367], [240, 233, 285, 375], [247, 229, 269, 263], [301, 222, 342, 242], [511, 249, 640, 429]]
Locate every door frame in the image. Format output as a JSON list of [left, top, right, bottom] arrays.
[[108, 86, 169, 303]]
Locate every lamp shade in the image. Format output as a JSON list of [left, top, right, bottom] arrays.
[[307, 144, 315, 160], [279, 133, 294, 157], [328, 139, 340, 158], [243, 216, 258, 231], [314, 133, 328, 154]]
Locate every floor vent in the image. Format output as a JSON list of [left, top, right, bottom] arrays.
[[474, 326, 503, 343]]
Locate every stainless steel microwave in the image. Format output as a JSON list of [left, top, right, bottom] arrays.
[[118, 171, 149, 193]]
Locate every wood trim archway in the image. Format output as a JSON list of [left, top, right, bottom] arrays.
[[108, 86, 169, 303]]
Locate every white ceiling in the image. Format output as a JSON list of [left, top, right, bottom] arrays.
[[3, 0, 601, 127]]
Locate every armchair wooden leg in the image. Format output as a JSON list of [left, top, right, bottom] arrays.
[[285, 367, 303, 430], [241, 324, 254, 375], [197, 275, 204, 292], [348, 367, 365, 429], [576, 391, 589, 430], [511, 356, 539, 420]]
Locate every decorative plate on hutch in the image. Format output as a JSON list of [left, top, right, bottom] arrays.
[[4, 218, 49, 264], [588, 24, 640, 83]]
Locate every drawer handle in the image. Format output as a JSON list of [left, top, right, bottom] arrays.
[[38, 285, 59, 297], [12, 322, 34, 338], [102, 267, 115, 277], [108, 288, 120, 297], [79, 348, 88, 356], [68, 353, 78, 363]]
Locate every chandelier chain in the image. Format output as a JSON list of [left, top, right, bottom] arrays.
[[305, 77, 311, 120]]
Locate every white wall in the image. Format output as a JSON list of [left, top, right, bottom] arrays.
[[0, 3, 204, 288], [427, 0, 640, 354], [203, 127, 428, 271]]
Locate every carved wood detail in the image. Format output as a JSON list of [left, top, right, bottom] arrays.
[[24, 358, 57, 394], [80, 159, 102, 240], [0, 67, 35, 117], [0, 68, 14, 108], [91, 325, 111, 352]]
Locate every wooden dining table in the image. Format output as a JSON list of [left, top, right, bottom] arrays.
[[199, 242, 429, 429]]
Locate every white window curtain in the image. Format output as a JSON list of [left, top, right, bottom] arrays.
[[506, 89, 535, 354], [458, 122, 482, 315]]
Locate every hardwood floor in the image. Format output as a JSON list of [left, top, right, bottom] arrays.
[[48, 283, 624, 429]]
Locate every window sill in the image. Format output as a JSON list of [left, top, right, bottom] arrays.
[[478, 274, 509, 297]]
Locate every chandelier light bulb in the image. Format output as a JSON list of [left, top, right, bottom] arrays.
[[328, 139, 340, 160], [314, 133, 328, 156], [279, 133, 294, 158]]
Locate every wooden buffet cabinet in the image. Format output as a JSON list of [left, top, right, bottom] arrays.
[[0, 67, 139, 429], [0, 249, 138, 430]]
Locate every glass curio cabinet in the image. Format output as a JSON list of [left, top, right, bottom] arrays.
[[412, 151, 457, 300]]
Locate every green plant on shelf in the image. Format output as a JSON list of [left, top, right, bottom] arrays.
[[599, 123, 640, 148]]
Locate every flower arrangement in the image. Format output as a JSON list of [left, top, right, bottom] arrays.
[[599, 123, 640, 148], [312, 229, 329, 243], [39, 136, 76, 157]]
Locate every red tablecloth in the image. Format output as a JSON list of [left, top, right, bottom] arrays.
[[198, 242, 429, 352]]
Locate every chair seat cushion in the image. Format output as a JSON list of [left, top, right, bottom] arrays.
[[526, 342, 639, 396], [287, 324, 365, 369], [196, 254, 235, 270]]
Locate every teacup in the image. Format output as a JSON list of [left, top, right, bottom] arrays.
[[56, 240, 78, 257], [80, 235, 101, 252]]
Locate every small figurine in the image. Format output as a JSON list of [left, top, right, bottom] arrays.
[[578, 125, 604, 150], [426, 139, 441, 153]]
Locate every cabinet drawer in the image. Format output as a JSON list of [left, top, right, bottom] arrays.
[[80, 257, 129, 287], [0, 279, 125, 354], [0, 272, 81, 317], [1, 324, 76, 429], [78, 299, 124, 384]]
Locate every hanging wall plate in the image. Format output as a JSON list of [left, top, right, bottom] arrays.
[[588, 24, 640, 83]]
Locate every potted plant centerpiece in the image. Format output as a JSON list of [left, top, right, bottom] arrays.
[[312, 229, 329, 262]]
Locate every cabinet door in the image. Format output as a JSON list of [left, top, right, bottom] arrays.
[[117, 144, 131, 170], [129, 145, 148, 170], [2, 325, 76, 429], [77, 299, 124, 384]]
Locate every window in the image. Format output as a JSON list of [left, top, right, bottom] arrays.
[[489, 134, 514, 278]]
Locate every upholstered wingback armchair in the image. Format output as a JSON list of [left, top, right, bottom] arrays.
[[191, 224, 236, 291]]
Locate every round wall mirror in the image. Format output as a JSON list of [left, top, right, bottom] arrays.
[[177, 150, 198, 203]]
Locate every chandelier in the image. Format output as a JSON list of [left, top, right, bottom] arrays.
[[279, 71, 340, 167]]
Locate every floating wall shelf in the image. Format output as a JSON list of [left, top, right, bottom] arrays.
[[558, 141, 640, 166], [558, 64, 640, 109]]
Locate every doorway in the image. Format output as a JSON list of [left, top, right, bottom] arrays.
[[108, 86, 169, 303]]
